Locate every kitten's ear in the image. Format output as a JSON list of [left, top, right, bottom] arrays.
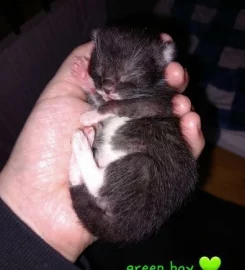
[[154, 40, 176, 68], [161, 41, 176, 64]]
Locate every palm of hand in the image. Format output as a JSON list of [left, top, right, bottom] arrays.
[[0, 44, 94, 261]]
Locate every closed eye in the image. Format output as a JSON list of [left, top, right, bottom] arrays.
[[117, 82, 137, 89]]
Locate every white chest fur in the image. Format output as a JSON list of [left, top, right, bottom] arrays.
[[96, 116, 130, 168]]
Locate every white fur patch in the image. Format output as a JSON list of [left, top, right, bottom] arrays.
[[96, 117, 130, 168], [69, 151, 83, 186], [70, 117, 130, 197], [163, 43, 175, 63], [70, 131, 105, 197]]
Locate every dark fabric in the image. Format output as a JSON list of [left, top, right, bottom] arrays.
[[154, 0, 245, 156], [0, 197, 90, 270], [162, 0, 245, 131], [84, 189, 245, 270]]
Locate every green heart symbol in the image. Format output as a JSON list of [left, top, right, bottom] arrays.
[[199, 256, 221, 270]]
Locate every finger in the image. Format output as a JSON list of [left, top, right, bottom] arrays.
[[164, 62, 189, 92], [160, 33, 173, 42], [60, 42, 94, 81], [71, 42, 94, 60], [40, 42, 94, 101], [56, 42, 94, 80], [180, 112, 205, 159], [172, 94, 191, 117]]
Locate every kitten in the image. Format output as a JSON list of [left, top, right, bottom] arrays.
[[69, 27, 198, 243]]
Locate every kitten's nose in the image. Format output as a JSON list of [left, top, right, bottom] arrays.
[[103, 85, 115, 94]]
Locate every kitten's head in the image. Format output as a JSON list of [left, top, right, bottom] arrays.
[[89, 27, 176, 101]]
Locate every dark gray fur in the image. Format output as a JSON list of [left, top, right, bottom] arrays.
[[70, 27, 198, 243]]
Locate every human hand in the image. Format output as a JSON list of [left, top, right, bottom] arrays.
[[0, 35, 204, 264], [161, 33, 205, 158], [0, 42, 95, 262]]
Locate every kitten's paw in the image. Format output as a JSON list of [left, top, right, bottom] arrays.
[[69, 130, 90, 186], [72, 130, 90, 153], [81, 111, 114, 126], [80, 110, 103, 126], [69, 151, 83, 186], [71, 56, 96, 93], [70, 130, 105, 197], [83, 126, 95, 147]]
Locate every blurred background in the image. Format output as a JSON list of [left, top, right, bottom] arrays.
[[0, 0, 244, 269]]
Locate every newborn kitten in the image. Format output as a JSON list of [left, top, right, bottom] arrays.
[[69, 27, 198, 243]]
